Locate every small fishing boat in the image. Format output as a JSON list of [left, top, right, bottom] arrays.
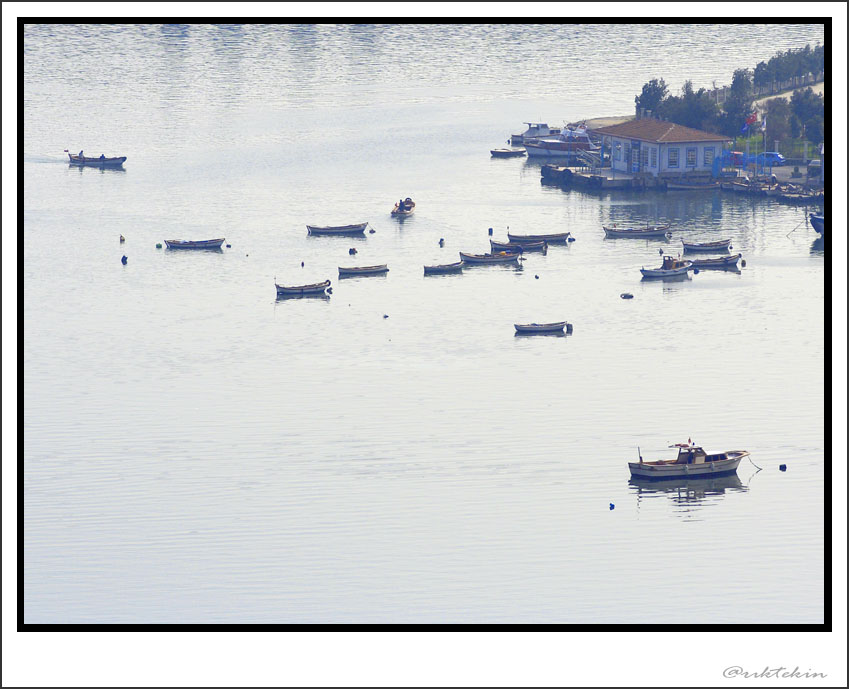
[[681, 238, 732, 252], [424, 261, 464, 275], [640, 255, 692, 278], [603, 225, 671, 238], [459, 251, 520, 264], [164, 238, 225, 250], [490, 239, 547, 253], [809, 213, 824, 234], [275, 279, 331, 296], [628, 442, 750, 480], [524, 125, 598, 159], [666, 180, 720, 190], [491, 148, 527, 158], [391, 198, 415, 216], [514, 321, 570, 334], [338, 264, 389, 276], [506, 231, 570, 244], [307, 222, 368, 236], [689, 253, 742, 269], [67, 152, 127, 167]]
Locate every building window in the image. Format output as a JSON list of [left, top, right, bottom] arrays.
[[650, 147, 658, 168], [704, 147, 715, 166], [686, 148, 697, 167], [668, 148, 679, 168], [614, 142, 621, 161], [641, 147, 649, 169]]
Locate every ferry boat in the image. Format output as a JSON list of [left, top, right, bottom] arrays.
[[523, 125, 598, 159], [628, 442, 750, 480]]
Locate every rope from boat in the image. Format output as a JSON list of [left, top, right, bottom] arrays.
[[748, 455, 763, 471], [786, 218, 806, 237]]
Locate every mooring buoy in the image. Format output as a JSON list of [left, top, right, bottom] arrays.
[[121, 255, 127, 264], [156, 243, 162, 249], [119, 235, 125, 243], [609, 503, 615, 510], [779, 464, 787, 472], [741, 259, 746, 267], [620, 292, 633, 299]]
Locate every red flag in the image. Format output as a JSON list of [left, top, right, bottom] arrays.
[[746, 112, 758, 125]]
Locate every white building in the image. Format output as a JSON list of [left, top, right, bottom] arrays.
[[592, 119, 731, 178]]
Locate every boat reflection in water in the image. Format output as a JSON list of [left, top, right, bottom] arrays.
[[811, 236, 824, 254], [629, 473, 749, 519]]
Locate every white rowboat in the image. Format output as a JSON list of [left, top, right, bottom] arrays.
[[275, 279, 330, 296], [628, 443, 750, 480], [307, 223, 368, 236], [682, 238, 732, 252]]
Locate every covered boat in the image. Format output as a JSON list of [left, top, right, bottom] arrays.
[[164, 238, 225, 250], [506, 231, 570, 244], [307, 222, 368, 236], [809, 213, 824, 234], [681, 238, 732, 252], [491, 148, 527, 158], [67, 152, 127, 167], [603, 225, 671, 238], [640, 255, 692, 278], [391, 198, 415, 216], [459, 251, 520, 264], [424, 261, 464, 275], [275, 279, 330, 296], [514, 321, 570, 334], [665, 180, 720, 190], [689, 253, 742, 269], [490, 239, 547, 253], [338, 264, 388, 276], [510, 122, 561, 145], [524, 126, 598, 159], [628, 442, 750, 480]]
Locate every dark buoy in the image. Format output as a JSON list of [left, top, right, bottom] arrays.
[[567, 236, 575, 242], [488, 227, 493, 236], [327, 287, 332, 294], [439, 238, 444, 247], [659, 248, 664, 254], [693, 268, 700, 274], [609, 503, 615, 511], [121, 255, 127, 265], [779, 464, 787, 472], [301, 261, 304, 267], [226, 244, 231, 248], [349, 248, 357, 255], [119, 235, 125, 243], [369, 228, 376, 234], [729, 245, 733, 250], [383, 314, 389, 319], [566, 323, 573, 334], [620, 292, 633, 299], [156, 243, 162, 249], [741, 259, 746, 267], [534, 275, 539, 279]]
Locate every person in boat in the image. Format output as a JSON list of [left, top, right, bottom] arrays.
[[78, 150, 83, 157], [100, 153, 105, 160], [398, 198, 405, 211]]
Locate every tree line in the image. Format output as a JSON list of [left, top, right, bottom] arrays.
[[753, 43, 824, 87], [634, 47, 825, 146]]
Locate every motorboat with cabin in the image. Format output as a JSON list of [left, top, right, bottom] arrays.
[[523, 125, 598, 159], [628, 442, 750, 479], [640, 254, 692, 278], [510, 122, 562, 145]]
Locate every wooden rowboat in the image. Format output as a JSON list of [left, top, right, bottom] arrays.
[[491, 148, 527, 158], [459, 251, 520, 264], [628, 442, 750, 480], [307, 223, 368, 236], [507, 231, 570, 243], [275, 279, 330, 296], [640, 255, 692, 278], [338, 264, 388, 276], [604, 225, 671, 238], [689, 253, 742, 269], [809, 213, 824, 234], [164, 238, 225, 250], [68, 153, 127, 167], [424, 262, 464, 275], [490, 239, 547, 253], [681, 238, 732, 252], [391, 198, 415, 216], [514, 321, 570, 334]]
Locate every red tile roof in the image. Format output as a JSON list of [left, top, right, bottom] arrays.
[[592, 119, 730, 143]]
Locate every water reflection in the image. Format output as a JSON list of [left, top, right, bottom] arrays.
[[275, 292, 330, 302], [68, 164, 126, 174], [630, 473, 748, 518], [810, 236, 824, 254]]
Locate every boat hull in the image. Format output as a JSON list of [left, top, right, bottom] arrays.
[[68, 154, 126, 167], [507, 232, 570, 244], [666, 182, 719, 190], [682, 239, 732, 252], [514, 321, 569, 334], [164, 238, 225, 250], [628, 454, 745, 480], [640, 262, 692, 277], [275, 279, 330, 295], [491, 149, 527, 158], [307, 223, 368, 236], [689, 254, 742, 269], [459, 252, 520, 264], [809, 214, 824, 234], [424, 262, 464, 274], [490, 240, 546, 253], [338, 265, 388, 276]]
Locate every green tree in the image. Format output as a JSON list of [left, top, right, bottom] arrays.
[[791, 87, 825, 143], [656, 80, 719, 132], [764, 97, 792, 144], [719, 68, 754, 138], [634, 78, 668, 114]]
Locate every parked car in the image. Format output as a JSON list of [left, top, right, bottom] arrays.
[[754, 152, 786, 166]]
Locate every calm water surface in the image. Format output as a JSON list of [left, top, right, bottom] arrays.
[[23, 24, 825, 623]]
